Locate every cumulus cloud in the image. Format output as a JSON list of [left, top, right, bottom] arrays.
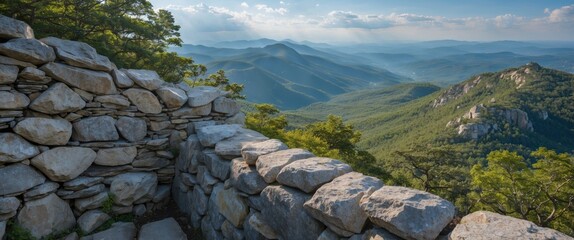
[[545, 5, 574, 22], [322, 11, 440, 29], [254, 4, 287, 15], [241, 2, 249, 8]]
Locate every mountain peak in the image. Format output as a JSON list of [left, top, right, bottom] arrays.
[[261, 43, 306, 63]]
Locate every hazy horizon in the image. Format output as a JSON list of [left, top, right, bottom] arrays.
[[149, 0, 574, 44]]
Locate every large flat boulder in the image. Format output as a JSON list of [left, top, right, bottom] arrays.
[[17, 193, 75, 239], [360, 186, 455, 240], [110, 172, 157, 206], [13, 117, 72, 145], [138, 218, 187, 240], [72, 116, 119, 142], [0, 164, 45, 196], [241, 139, 288, 165], [155, 86, 187, 109], [0, 64, 18, 84], [0, 132, 39, 164], [123, 69, 163, 91], [29, 82, 86, 114], [304, 172, 384, 236], [196, 124, 241, 147], [187, 86, 226, 107], [260, 186, 325, 240], [0, 38, 55, 64], [94, 147, 137, 166], [122, 88, 162, 114], [0, 90, 29, 109], [214, 128, 268, 158], [212, 97, 240, 115], [31, 147, 96, 182], [256, 148, 314, 183], [40, 37, 113, 71], [41, 62, 116, 95], [276, 157, 352, 193], [450, 211, 572, 240], [230, 158, 268, 195], [115, 116, 147, 142], [77, 210, 111, 234], [81, 222, 136, 240], [215, 187, 249, 227], [112, 69, 134, 88], [0, 15, 34, 39]]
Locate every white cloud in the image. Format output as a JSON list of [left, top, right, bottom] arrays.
[[545, 4, 574, 22], [254, 4, 287, 15], [241, 2, 249, 8]]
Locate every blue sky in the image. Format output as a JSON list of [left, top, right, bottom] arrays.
[[149, 0, 574, 44]]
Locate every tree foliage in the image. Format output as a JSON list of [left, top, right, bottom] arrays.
[[471, 148, 574, 235]]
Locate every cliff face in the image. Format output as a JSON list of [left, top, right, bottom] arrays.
[[0, 15, 571, 240]]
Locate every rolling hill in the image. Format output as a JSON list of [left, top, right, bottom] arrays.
[[289, 63, 574, 161]]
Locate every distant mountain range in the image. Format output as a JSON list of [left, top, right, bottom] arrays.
[[171, 39, 574, 109], [288, 63, 574, 160]]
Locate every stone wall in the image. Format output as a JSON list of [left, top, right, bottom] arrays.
[[0, 15, 242, 239], [1, 15, 572, 240]]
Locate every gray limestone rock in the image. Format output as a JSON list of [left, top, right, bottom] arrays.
[[0, 38, 55, 64], [0, 14, 34, 39], [122, 88, 162, 114], [0, 132, 39, 164], [222, 220, 245, 240], [230, 158, 268, 195], [138, 218, 187, 240], [29, 82, 86, 114], [214, 128, 268, 158], [115, 116, 147, 142], [256, 148, 314, 183], [187, 86, 226, 107], [41, 62, 116, 95], [0, 163, 45, 196], [123, 69, 163, 91], [40, 37, 113, 71], [74, 191, 109, 212], [213, 97, 240, 115], [191, 186, 208, 216], [155, 86, 187, 109], [23, 181, 59, 201], [360, 186, 455, 240], [247, 211, 278, 239], [72, 116, 119, 142], [81, 222, 136, 240], [304, 172, 384, 236], [0, 64, 18, 84], [216, 187, 249, 227], [77, 210, 111, 234], [0, 91, 29, 110], [31, 147, 96, 182], [94, 95, 130, 107], [13, 117, 72, 145], [17, 193, 76, 239], [112, 69, 134, 88], [60, 184, 105, 199], [196, 124, 241, 147], [0, 197, 20, 215], [63, 176, 103, 191], [202, 150, 231, 180], [94, 146, 137, 166], [208, 183, 227, 231], [110, 172, 157, 206], [241, 139, 288, 165], [276, 157, 353, 193]]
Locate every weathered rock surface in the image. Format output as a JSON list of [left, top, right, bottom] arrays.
[[230, 158, 268, 195], [213, 96, 240, 115], [450, 211, 572, 240], [23, 181, 59, 201], [110, 172, 157, 206], [94, 146, 137, 166], [241, 139, 288, 165], [222, 220, 245, 240], [187, 86, 226, 107], [138, 218, 187, 240], [115, 116, 147, 142], [191, 187, 208, 215], [360, 186, 455, 240], [0, 38, 55, 64], [260, 186, 325, 240], [277, 157, 353, 193], [72, 116, 119, 142], [0, 197, 20, 216], [74, 191, 108, 212], [304, 172, 384, 236], [247, 211, 278, 239], [0, 163, 45, 196], [0, 220, 5, 240], [0, 132, 39, 164], [0, 14, 34, 39], [29, 82, 85, 114], [0, 91, 30, 109], [156, 86, 187, 109], [256, 148, 314, 183], [215, 128, 268, 158], [94, 95, 130, 107], [216, 187, 249, 227], [40, 37, 113, 71], [63, 176, 103, 191], [123, 69, 163, 91], [208, 183, 227, 230], [0, 64, 18, 84], [202, 150, 230, 180], [31, 147, 96, 182], [41, 62, 117, 94], [81, 222, 136, 240], [13, 117, 72, 145], [122, 88, 162, 114], [60, 184, 105, 199], [197, 124, 241, 147], [77, 210, 111, 234], [17, 193, 75, 239], [112, 69, 134, 88]]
